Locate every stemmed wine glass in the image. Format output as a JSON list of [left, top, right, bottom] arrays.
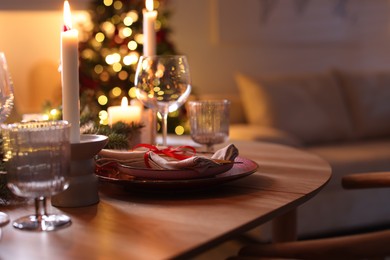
[[134, 55, 192, 146], [0, 52, 14, 227], [1, 121, 72, 231]]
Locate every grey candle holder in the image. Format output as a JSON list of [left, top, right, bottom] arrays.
[[52, 134, 108, 208]]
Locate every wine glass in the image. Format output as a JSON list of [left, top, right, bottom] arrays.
[[1, 121, 72, 231], [188, 100, 230, 153], [134, 55, 192, 146], [0, 52, 14, 227]]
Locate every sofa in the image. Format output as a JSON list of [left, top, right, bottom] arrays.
[[210, 70, 390, 238]]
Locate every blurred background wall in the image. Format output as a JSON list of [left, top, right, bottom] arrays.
[[1, 0, 390, 116]]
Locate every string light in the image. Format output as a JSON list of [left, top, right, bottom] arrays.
[[95, 32, 105, 42], [99, 110, 109, 125], [128, 87, 137, 98], [123, 16, 134, 26], [118, 70, 128, 80], [127, 11, 139, 22], [94, 65, 104, 74], [175, 126, 185, 135], [113, 1, 123, 10], [78, 1, 186, 134], [98, 95, 108, 105], [50, 109, 59, 117], [127, 40, 137, 50], [112, 62, 122, 72], [103, 0, 113, 6], [122, 27, 132, 38], [111, 87, 122, 97], [102, 21, 115, 37]]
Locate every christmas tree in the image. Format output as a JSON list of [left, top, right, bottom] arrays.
[[77, 0, 186, 134]]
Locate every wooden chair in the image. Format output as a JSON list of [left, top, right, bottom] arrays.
[[231, 172, 390, 259]]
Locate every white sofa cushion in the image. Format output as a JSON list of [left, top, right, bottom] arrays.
[[235, 72, 353, 144], [335, 70, 390, 139], [300, 138, 390, 236]]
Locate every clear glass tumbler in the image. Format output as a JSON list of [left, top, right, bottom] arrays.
[[1, 121, 71, 231], [0, 52, 15, 226], [188, 100, 230, 152]]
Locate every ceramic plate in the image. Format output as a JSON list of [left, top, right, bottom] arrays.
[[98, 148, 235, 180], [96, 157, 258, 191], [115, 161, 234, 180]]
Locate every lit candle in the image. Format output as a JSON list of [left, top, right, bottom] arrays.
[[108, 97, 142, 126], [143, 0, 157, 56], [61, 0, 80, 143]]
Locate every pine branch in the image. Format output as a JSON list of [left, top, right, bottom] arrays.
[[81, 120, 144, 150]]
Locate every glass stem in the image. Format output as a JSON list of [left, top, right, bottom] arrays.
[[35, 196, 47, 219], [160, 105, 169, 147], [206, 144, 214, 153]]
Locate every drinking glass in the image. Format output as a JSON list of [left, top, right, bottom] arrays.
[[188, 100, 230, 152], [0, 52, 14, 227], [134, 55, 192, 146], [1, 121, 71, 231]]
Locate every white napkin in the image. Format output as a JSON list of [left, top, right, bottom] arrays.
[[98, 144, 239, 173]]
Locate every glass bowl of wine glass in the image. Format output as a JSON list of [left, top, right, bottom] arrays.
[[134, 55, 192, 146]]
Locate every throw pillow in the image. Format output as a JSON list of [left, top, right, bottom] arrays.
[[235, 72, 353, 144], [335, 70, 390, 139]]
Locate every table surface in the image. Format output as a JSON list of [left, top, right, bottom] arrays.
[[0, 140, 331, 260]]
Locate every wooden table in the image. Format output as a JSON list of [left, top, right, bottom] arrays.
[[0, 140, 331, 260]]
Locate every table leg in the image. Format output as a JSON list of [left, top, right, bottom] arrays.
[[271, 209, 297, 242]]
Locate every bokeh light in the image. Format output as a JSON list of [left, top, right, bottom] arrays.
[[98, 95, 108, 105]]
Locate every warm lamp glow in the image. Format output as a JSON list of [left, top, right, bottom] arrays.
[[63, 0, 73, 30], [146, 0, 154, 12]]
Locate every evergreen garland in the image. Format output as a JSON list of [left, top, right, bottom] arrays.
[[81, 118, 144, 150]]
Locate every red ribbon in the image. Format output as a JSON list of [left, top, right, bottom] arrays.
[[63, 24, 71, 32], [133, 144, 196, 168]]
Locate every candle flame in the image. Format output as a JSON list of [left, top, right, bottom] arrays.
[[121, 97, 129, 108], [146, 0, 154, 12], [63, 0, 73, 31]]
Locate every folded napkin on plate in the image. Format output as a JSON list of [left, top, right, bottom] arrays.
[[98, 144, 239, 174]]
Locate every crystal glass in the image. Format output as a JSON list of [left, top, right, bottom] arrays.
[[188, 100, 230, 152], [0, 52, 14, 227], [1, 121, 71, 231], [134, 55, 192, 146]]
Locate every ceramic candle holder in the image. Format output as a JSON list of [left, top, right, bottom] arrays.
[[51, 134, 108, 208]]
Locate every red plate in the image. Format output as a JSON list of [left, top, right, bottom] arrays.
[[115, 161, 234, 180], [96, 157, 258, 191]]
